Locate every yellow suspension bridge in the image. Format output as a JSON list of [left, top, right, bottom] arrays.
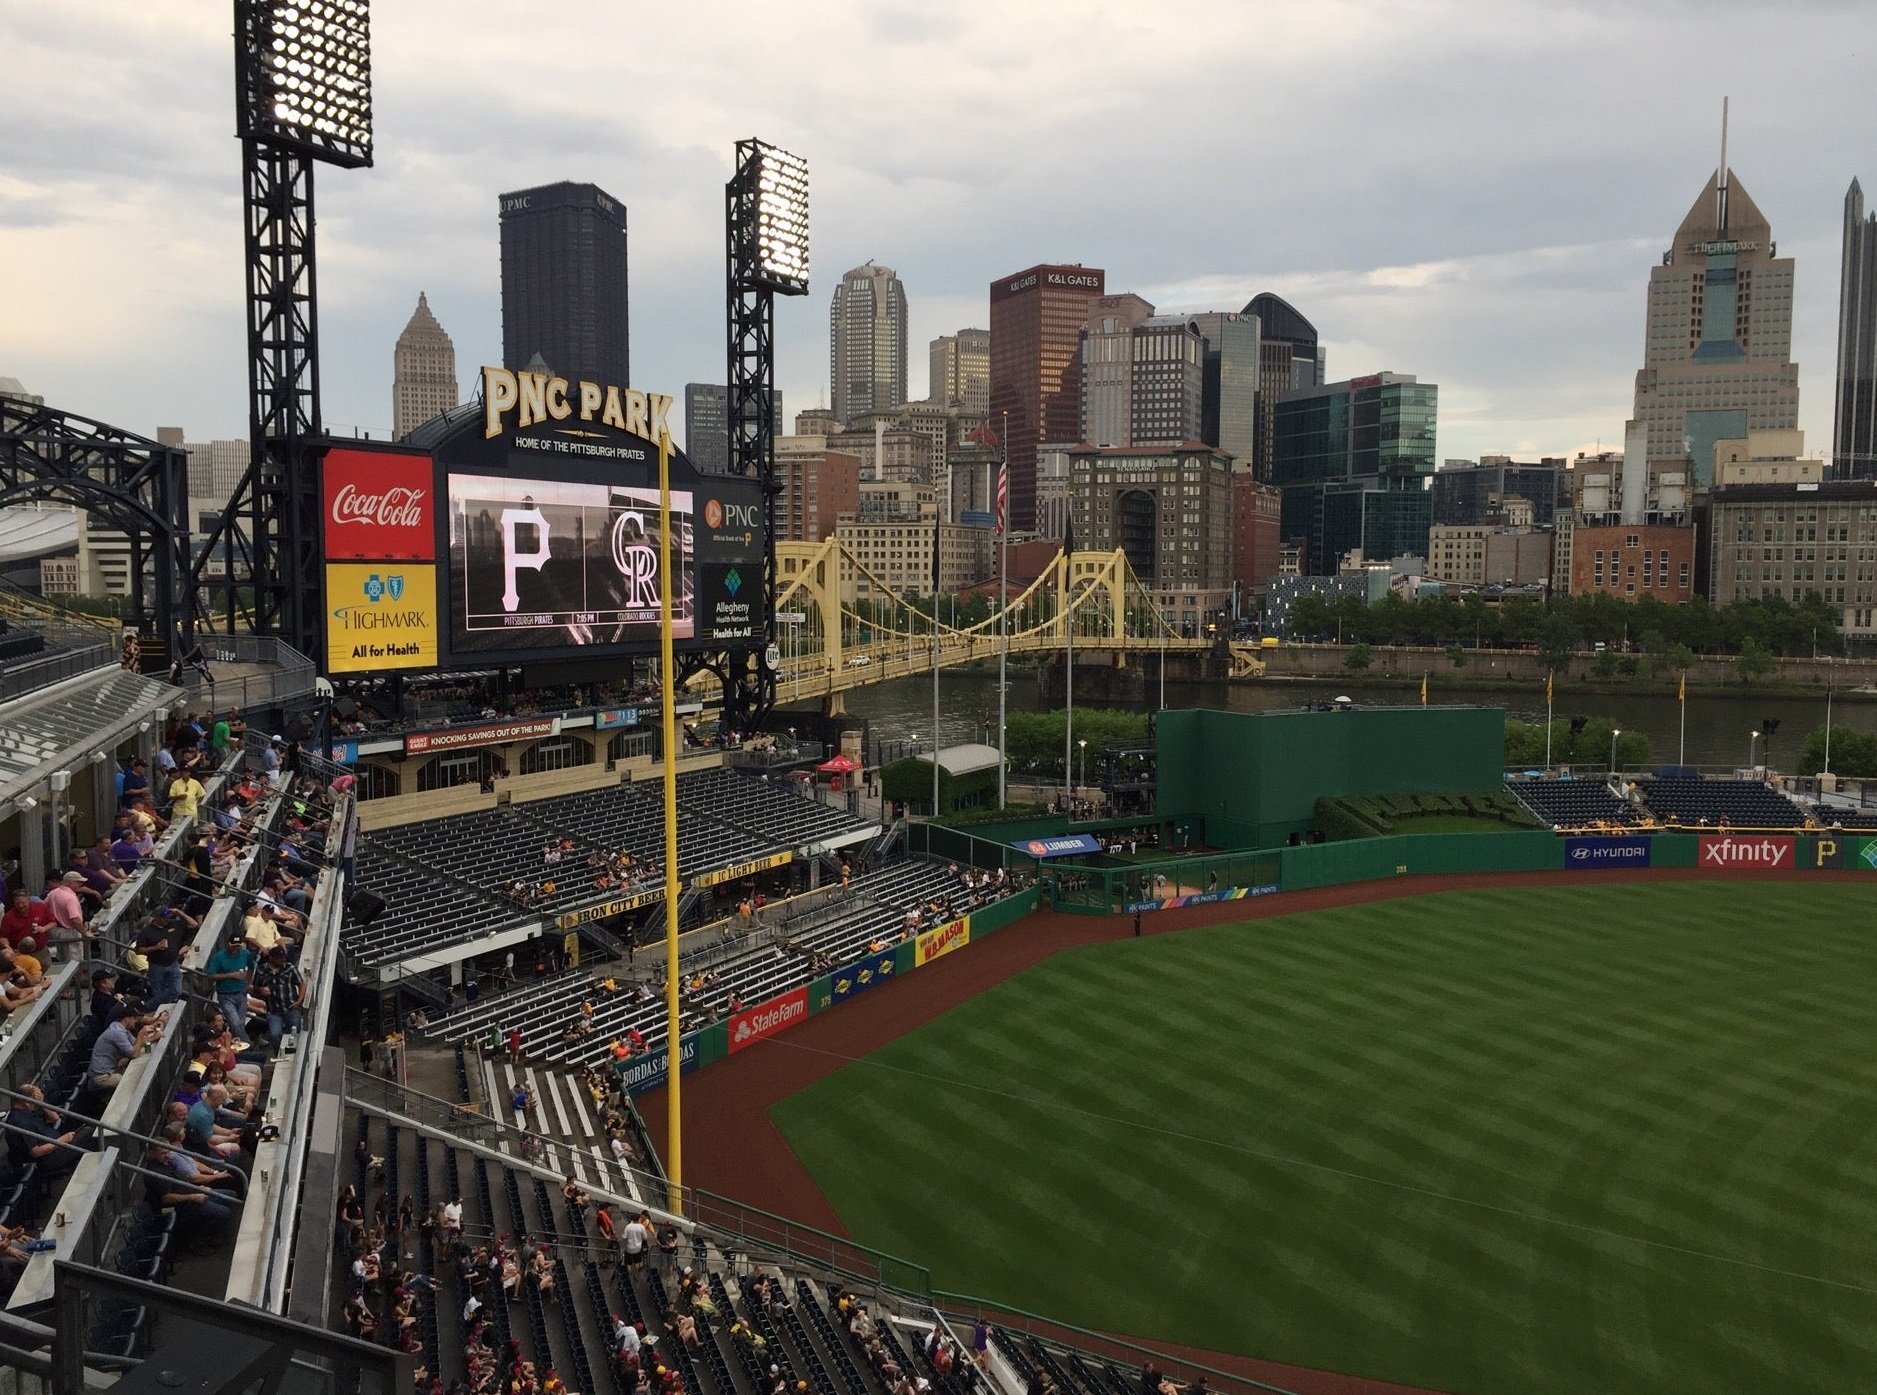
[[754, 540, 1267, 708]]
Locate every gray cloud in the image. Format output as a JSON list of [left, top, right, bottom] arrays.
[[0, 0, 1870, 471]]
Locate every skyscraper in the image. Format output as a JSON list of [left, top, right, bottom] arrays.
[[929, 330, 990, 415], [1190, 310, 1261, 467], [498, 182, 629, 386], [392, 292, 458, 440], [682, 384, 783, 473], [1244, 293, 1323, 482], [1273, 373, 1438, 573], [1836, 178, 1877, 478], [1077, 294, 1155, 447], [829, 263, 908, 426], [1630, 164, 1797, 487], [989, 263, 1106, 533]]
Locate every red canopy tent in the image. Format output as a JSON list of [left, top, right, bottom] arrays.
[[816, 754, 860, 774]]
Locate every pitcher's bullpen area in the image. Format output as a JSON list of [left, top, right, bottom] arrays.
[[646, 870, 1877, 1395]]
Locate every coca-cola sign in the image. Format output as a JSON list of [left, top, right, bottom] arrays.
[[322, 448, 435, 561]]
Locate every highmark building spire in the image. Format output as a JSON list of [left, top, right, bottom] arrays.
[[1628, 120, 1799, 491]]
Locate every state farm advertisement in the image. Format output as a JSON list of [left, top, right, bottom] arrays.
[[323, 448, 436, 561], [1697, 835, 1796, 871], [728, 986, 808, 1053]]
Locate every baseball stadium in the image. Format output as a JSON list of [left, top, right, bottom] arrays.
[[3, 9, 1875, 1395], [7, 677, 1876, 1395]]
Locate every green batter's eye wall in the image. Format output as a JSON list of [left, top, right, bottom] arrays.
[[1154, 705, 1508, 850]]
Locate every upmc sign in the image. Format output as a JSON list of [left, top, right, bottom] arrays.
[[322, 448, 435, 561], [1698, 835, 1795, 871]]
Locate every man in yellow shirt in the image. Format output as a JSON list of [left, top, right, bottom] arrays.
[[168, 771, 207, 820]]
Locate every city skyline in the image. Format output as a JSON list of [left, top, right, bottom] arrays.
[[1, 4, 1872, 468]]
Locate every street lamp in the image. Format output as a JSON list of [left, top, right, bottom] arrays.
[[1748, 729, 1760, 770], [1078, 738, 1087, 794], [1609, 728, 1621, 774]]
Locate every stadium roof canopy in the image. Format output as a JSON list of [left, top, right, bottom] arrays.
[[0, 664, 181, 817], [914, 742, 1002, 777]]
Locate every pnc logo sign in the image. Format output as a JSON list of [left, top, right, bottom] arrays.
[[705, 497, 760, 532]]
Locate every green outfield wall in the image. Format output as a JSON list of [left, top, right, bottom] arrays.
[[1155, 706, 1506, 849]]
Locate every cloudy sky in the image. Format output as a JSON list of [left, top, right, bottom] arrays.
[[2, 1, 1872, 465]]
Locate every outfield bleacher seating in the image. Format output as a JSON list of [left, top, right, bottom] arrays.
[[338, 767, 882, 972], [423, 859, 1017, 1072], [1506, 779, 1642, 828], [340, 1105, 1186, 1395], [1638, 778, 1806, 828], [1810, 804, 1877, 831], [341, 843, 529, 968], [676, 767, 870, 847]]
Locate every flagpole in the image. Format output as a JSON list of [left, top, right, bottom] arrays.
[[1063, 544, 1074, 810], [997, 416, 1009, 810], [1824, 684, 1834, 778], [1544, 671, 1554, 772], [931, 515, 941, 819], [1678, 673, 1687, 767]]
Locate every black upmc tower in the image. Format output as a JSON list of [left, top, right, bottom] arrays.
[[498, 181, 631, 387]]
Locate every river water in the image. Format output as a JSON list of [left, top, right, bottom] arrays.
[[787, 667, 1877, 771]]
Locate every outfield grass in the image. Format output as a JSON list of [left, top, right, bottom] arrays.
[[770, 883, 1877, 1395]]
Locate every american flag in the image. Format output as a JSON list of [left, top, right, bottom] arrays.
[[995, 462, 1008, 536]]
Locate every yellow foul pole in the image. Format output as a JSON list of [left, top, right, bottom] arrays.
[[657, 430, 683, 1213]]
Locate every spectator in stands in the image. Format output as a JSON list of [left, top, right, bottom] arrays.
[[108, 822, 145, 874], [125, 795, 168, 839], [261, 858, 313, 915], [0, 887, 52, 958], [121, 757, 151, 807], [90, 969, 133, 1028], [251, 946, 306, 1048], [168, 765, 208, 822], [134, 910, 186, 1008], [44, 870, 94, 958], [88, 1009, 161, 1093], [621, 1212, 650, 1269], [204, 931, 257, 1039], [242, 901, 292, 957], [145, 1141, 238, 1237], [0, 938, 45, 993], [5, 1083, 92, 1176], [160, 1123, 242, 1195], [0, 970, 42, 1015], [169, 1100, 242, 1161], [185, 1085, 243, 1165], [87, 835, 128, 888]]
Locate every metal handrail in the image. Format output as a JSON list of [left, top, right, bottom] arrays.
[[342, 1067, 671, 1208], [928, 1289, 1306, 1395]]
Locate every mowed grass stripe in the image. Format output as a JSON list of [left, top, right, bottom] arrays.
[[771, 881, 1877, 1395]]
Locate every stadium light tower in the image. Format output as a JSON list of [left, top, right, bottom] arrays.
[[196, 0, 374, 653], [721, 139, 809, 734]]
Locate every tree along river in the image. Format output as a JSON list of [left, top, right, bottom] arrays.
[[787, 668, 1877, 772]]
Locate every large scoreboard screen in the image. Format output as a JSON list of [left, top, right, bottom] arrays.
[[448, 475, 694, 652], [372, 366, 768, 670]]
